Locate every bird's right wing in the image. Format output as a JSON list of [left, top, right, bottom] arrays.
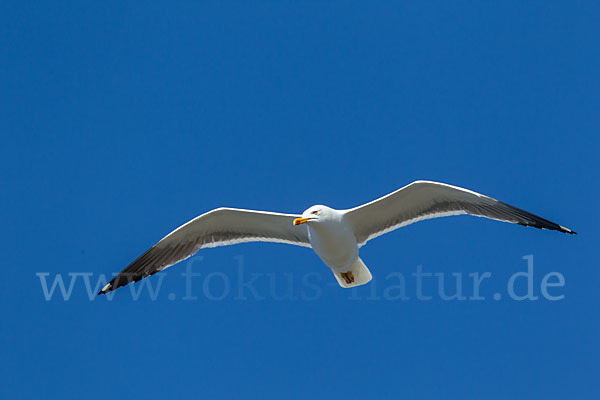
[[99, 208, 310, 294], [344, 180, 575, 247]]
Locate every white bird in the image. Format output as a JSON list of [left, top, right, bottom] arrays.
[[98, 180, 575, 295]]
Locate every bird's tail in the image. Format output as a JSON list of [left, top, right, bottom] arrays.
[[332, 257, 372, 288]]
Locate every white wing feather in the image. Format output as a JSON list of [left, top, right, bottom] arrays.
[[344, 181, 575, 247], [99, 208, 309, 294]]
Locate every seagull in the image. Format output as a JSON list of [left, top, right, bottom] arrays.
[[98, 180, 575, 295]]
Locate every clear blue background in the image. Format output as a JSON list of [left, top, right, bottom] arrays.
[[1, 1, 598, 399]]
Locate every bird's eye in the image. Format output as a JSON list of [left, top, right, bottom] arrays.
[[311, 210, 319, 215]]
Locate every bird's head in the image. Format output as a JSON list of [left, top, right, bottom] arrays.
[[293, 205, 331, 226]]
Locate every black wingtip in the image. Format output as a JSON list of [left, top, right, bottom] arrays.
[[97, 283, 112, 296], [559, 225, 577, 235]]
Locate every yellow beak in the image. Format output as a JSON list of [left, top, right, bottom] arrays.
[[293, 217, 311, 226]]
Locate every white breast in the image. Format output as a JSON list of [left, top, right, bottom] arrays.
[[307, 214, 358, 271]]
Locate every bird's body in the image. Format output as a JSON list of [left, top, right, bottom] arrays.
[[98, 180, 575, 295], [305, 206, 358, 272], [302, 206, 368, 286]]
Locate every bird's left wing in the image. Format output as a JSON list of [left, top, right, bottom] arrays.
[[99, 208, 310, 294], [344, 180, 575, 247]]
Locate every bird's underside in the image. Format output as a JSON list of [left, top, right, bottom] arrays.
[[98, 180, 575, 295]]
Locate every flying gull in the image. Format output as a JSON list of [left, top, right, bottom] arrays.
[[98, 180, 575, 294]]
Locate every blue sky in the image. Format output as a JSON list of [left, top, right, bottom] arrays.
[[1, 1, 598, 399]]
